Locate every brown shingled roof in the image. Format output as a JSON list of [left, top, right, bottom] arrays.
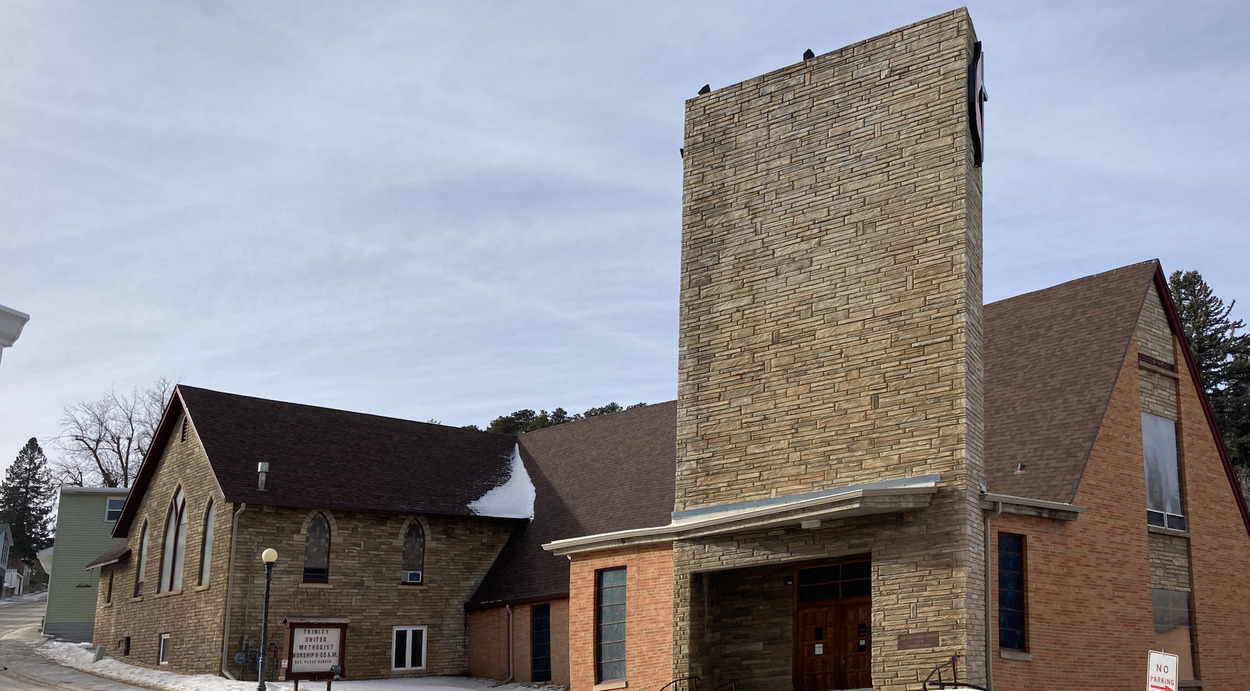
[[116, 386, 521, 535], [983, 260, 1157, 502], [470, 401, 676, 607]]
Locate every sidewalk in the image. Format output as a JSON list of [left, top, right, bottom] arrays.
[[1, 622, 150, 690], [39, 640, 552, 691]]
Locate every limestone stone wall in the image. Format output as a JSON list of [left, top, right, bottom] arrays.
[[694, 562, 796, 690], [93, 405, 516, 681], [1137, 283, 1174, 365], [1149, 532, 1191, 591], [226, 507, 514, 681], [92, 408, 231, 675], [674, 8, 985, 689], [1140, 368, 1179, 420]]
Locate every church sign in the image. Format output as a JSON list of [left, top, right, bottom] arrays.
[[282, 617, 348, 682]]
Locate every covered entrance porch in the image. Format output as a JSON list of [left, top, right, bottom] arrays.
[[686, 557, 874, 691]]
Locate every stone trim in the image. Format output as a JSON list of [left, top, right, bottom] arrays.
[[1000, 650, 1033, 661]]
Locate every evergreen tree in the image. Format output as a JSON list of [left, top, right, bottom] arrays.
[[483, 402, 648, 434], [0, 438, 56, 562], [1168, 270, 1250, 469]]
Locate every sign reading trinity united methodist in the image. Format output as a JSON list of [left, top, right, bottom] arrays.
[[282, 617, 348, 682]]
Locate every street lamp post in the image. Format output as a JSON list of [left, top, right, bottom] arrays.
[[257, 548, 278, 691]]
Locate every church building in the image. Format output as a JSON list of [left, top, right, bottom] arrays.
[[90, 9, 1250, 691]]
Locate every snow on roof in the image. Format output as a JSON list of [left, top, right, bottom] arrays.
[[468, 444, 535, 520]]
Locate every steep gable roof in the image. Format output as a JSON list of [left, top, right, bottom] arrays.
[[984, 260, 1157, 502], [470, 401, 676, 607], [116, 386, 521, 534]]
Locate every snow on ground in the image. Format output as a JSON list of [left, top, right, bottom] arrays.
[[39, 640, 546, 691], [0, 591, 47, 606]]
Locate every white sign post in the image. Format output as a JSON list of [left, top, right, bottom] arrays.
[[1147, 650, 1179, 691]]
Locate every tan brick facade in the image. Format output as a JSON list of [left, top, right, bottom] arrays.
[[990, 338, 1156, 690], [469, 600, 570, 685], [1176, 318, 1250, 688], [94, 406, 517, 681], [569, 544, 673, 691], [673, 9, 986, 690], [989, 285, 1250, 689]]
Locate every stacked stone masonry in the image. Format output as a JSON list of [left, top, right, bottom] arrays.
[[94, 409, 517, 681], [93, 410, 231, 674], [674, 9, 985, 689]]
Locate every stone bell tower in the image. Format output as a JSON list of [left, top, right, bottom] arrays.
[[674, 8, 986, 690]]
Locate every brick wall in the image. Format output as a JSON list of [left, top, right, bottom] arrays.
[[990, 338, 1155, 690], [568, 544, 673, 691], [1175, 318, 1250, 687], [990, 294, 1250, 688], [468, 608, 509, 680], [674, 9, 986, 689], [472, 600, 570, 685]]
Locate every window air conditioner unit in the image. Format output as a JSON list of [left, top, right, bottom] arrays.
[[404, 570, 423, 584]]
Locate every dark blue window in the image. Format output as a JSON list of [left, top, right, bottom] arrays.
[[596, 567, 626, 681], [998, 533, 1027, 651], [532, 603, 551, 682]]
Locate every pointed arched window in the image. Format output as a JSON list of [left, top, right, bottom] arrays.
[[135, 521, 149, 597], [199, 500, 216, 586], [159, 488, 187, 592], [303, 513, 330, 583], [401, 522, 425, 584]]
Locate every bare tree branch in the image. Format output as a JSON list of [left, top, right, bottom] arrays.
[[51, 377, 174, 488]]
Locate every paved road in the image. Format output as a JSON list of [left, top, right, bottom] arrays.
[[0, 594, 148, 690]]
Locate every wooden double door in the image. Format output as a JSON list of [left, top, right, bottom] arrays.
[[794, 598, 872, 690]]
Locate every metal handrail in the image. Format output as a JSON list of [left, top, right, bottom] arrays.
[[657, 676, 699, 691], [922, 654, 988, 691]]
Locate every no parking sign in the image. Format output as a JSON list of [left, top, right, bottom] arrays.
[[1147, 650, 1179, 691]]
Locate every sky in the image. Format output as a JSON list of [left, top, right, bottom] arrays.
[[2, 1, 1248, 477]]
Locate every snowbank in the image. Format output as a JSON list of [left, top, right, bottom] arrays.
[[39, 640, 545, 690]]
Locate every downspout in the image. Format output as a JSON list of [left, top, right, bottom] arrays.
[[504, 604, 515, 683], [983, 500, 1002, 690], [220, 503, 247, 680]]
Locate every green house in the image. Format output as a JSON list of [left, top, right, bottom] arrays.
[[43, 486, 128, 641]]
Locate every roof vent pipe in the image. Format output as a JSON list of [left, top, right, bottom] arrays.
[[257, 462, 269, 491]]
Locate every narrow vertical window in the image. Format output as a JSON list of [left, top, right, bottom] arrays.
[[159, 488, 187, 593], [1143, 413, 1186, 530], [199, 500, 216, 586], [158, 633, 171, 665], [401, 521, 424, 584], [997, 533, 1027, 651], [391, 626, 427, 670], [135, 521, 148, 597], [1153, 589, 1197, 681], [596, 567, 627, 682], [105, 571, 113, 604], [532, 603, 552, 682], [303, 513, 330, 583]]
